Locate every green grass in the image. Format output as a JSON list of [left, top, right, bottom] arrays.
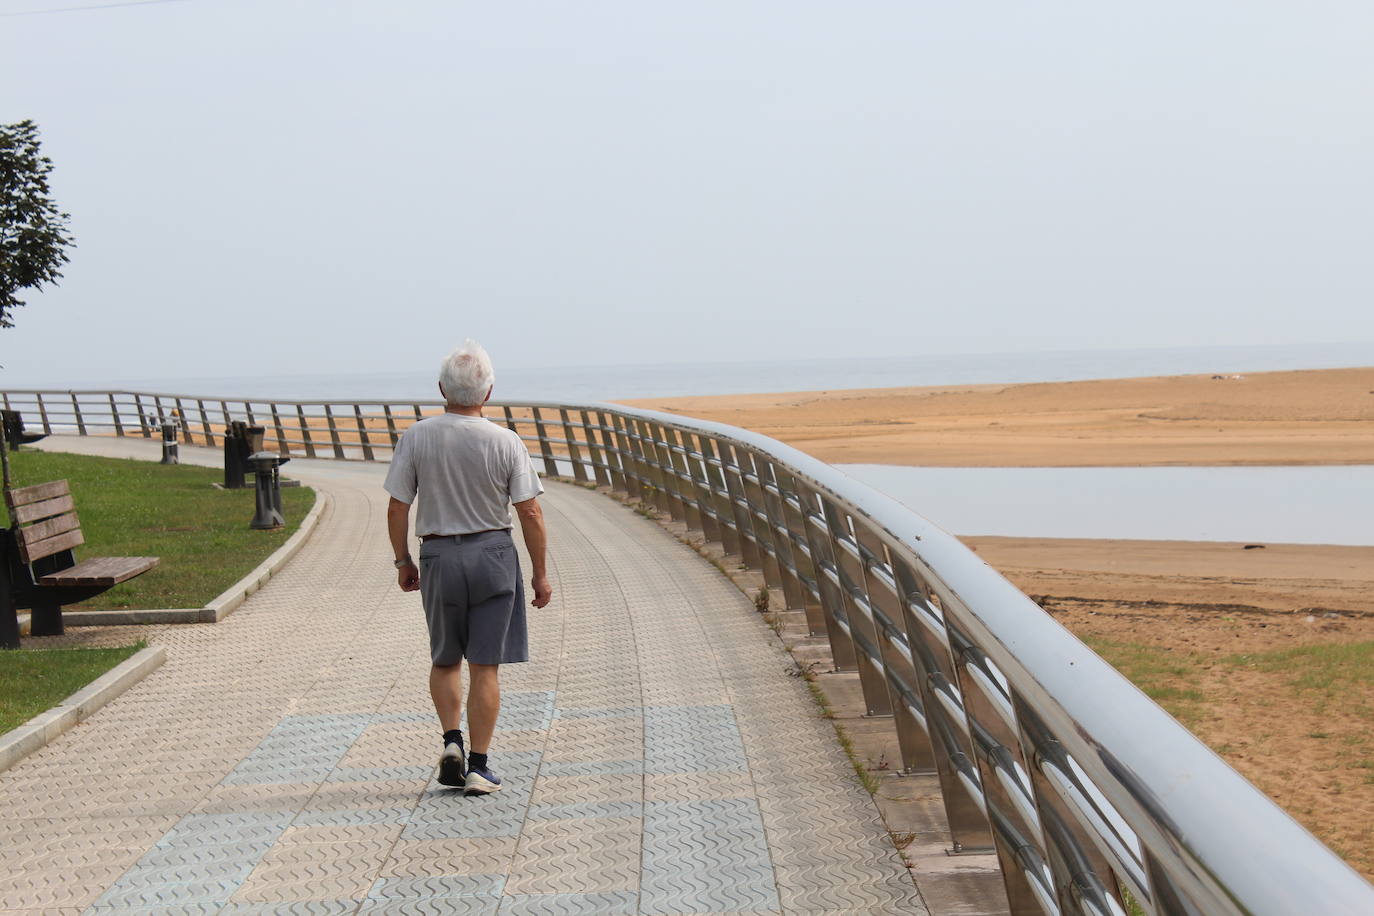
[[1223, 641, 1374, 695], [0, 642, 145, 733], [7, 450, 313, 610], [1080, 636, 1208, 728]]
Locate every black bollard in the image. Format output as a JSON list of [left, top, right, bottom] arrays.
[[248, 451, 290, 529], [224, 421, 247, 488], [160, 421, 179, 465]]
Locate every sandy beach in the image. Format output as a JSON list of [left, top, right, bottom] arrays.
[[629, 367, 1374, 875], [620, 366, 1374, 466]]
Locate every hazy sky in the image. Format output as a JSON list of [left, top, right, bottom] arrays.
[[2, 0, 1372, 386]]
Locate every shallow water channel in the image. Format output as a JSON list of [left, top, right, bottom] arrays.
[[836, 464, 1374, 546]]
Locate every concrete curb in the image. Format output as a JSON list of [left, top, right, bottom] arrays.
[[0, 645, 166, 774], [16, 487, 330, 633]]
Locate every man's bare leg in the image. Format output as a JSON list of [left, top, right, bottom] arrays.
[[430, 662, 464, 732], [466, 663, 501, 754]]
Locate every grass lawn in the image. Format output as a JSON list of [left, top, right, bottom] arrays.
[[6, 450, 314, 610], [0, 642, 145, 734]]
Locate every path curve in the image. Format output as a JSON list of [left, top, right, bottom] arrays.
[[0, 440, 926, 915]]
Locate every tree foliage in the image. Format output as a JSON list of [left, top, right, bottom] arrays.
[[0, 120, 75, 329]]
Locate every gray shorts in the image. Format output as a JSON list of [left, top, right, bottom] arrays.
[[417, 530, 528, 666]]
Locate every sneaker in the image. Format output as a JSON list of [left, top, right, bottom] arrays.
[[464, 764, 502, 796], [437, 739, 466, 788]]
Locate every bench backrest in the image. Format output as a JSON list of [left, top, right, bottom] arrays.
[[5, 480, 82, 565]]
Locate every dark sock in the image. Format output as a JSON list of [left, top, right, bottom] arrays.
[[443, 729, 464, 747], [468, 751, 488, 771]]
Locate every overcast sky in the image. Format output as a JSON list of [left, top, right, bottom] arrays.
[[2, 0, 1372, 386]]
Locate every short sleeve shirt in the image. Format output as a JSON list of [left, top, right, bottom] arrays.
[[383, 413, 544, 537]]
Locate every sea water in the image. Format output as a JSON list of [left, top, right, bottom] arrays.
[[837, 464, 1374, 546], [23, 340, 1374, 403]]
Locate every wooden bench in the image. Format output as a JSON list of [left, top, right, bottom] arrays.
[[1, 480, 159, 646], [1, 409, 46, 449]]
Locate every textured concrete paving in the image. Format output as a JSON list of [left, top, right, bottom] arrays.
[[1, 439, 927, 914]]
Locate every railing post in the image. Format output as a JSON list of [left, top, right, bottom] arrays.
[[34, 392, 51, 434], [152, 395, 164, 428], [595, 410, 627, 493], [530, 408, 559, 478], [658, 426, 700, 529], [296, 405, 316, 458], [70, 392, 87, 435], [718, 443, 762, 570], [695, 436, 741, 556], [353, 404, 375, 461], [737, 451, 785, 590], [270, 404, 288, 456], [578, 410, 610, 487], [679, 432, 722, 545], [774, 472, 813, 623], [889, 557, 996, 852], [383, 404, 399, 448], [108, 393, 124, 437], [132, 394, 149, 437], [558, 408, 588, 483], [173, 398, 192, 443], [820, 500, 893, 723], [608, 414, 641, 498], [323, 405, 346, 459], [197, 399, 214, 447]]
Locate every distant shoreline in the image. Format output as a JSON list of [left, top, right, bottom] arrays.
[[618, 366, 1374, 468]]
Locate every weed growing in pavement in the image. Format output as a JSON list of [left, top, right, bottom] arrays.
[[753, 585, 771, 613]]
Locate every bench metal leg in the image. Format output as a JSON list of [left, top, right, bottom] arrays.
[[1, 601, 18, 649], [30, 599, 63, 637]]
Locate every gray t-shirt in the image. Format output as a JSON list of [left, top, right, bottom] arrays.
[[383, 413, 544, 537]]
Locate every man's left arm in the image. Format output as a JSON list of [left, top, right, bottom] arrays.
[[387, 497, 419, 592]]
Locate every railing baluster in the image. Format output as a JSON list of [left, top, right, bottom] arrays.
[[530, 407, 558, 478], [353, 404, 375, 461], [132, 393, 148, 437], [323, 405, 345, 459], [198, 399, 214, 447], [271, 403, 288, 456], [558, 408, 588, 483], [108, 393, 124, 437], [70, 392, 87, 435], [297, 405, 316, 458], [383, 404, 399, 448]]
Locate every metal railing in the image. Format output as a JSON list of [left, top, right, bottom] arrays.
[[6, 388, 1373, 915]]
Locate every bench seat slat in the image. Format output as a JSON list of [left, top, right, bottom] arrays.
[[12, 494, 76, 525], [6, 480, 70, 509], [18, 528, 84, 565], [38, 556, 159, 588]]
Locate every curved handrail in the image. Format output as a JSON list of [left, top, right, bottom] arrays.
[[4, 387, 1372, 914]]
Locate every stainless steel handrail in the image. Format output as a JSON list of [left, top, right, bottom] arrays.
[[5, 387, 1372, 915]]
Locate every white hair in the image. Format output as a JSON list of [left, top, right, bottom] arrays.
[[439, 339, 495, 407]]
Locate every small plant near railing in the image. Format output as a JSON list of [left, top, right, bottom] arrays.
[[753, 585, 771, 613]]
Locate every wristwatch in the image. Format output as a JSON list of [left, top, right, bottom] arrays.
[[394, 556, 413, 568]]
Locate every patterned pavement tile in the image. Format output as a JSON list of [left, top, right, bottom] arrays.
[[2, 446, 928, 916]]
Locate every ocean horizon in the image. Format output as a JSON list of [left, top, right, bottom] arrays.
[[5, 340, 1373, 404]]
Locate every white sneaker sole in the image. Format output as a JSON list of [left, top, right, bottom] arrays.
[[464, 773, 501, 796]]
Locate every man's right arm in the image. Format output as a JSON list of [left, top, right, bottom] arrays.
[[514, 497, 552, 608]]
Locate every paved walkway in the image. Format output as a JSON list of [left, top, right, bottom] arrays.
[[0, 441, 926, 915]]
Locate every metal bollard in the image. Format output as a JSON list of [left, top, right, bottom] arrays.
[[224, 421, 248, 488], [248, 451, 290, 529], [160, 421, 179, 465]]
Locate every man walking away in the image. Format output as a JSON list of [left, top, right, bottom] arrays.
[[384, 339, 553, 796]]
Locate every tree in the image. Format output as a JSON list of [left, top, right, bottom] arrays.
[[0, 120, 75, 329]]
